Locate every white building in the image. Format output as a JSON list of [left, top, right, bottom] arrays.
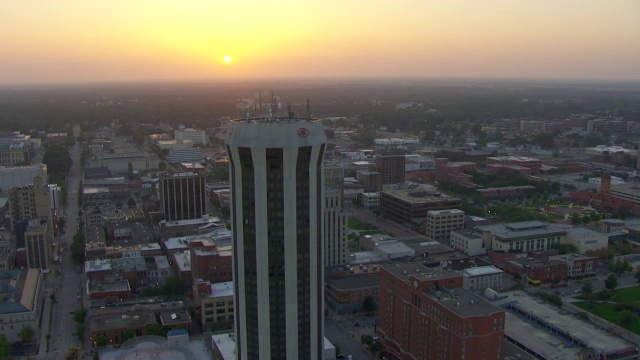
[[563, 227, 608, 254], [462, 266, 503, 292], [175, 128, 206, 145], [360, 192, 380, 210], [450, 229, 485, 256], [588, 176, 625, 186], [226, 117, 326, 359]]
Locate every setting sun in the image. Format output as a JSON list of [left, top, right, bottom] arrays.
[[223, 55, 231, 63]]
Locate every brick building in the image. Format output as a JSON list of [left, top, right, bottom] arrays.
[[486, 156, 542, 175], [378, 263, 505, 360], [325, 273, 380, 315], [434, 158, 477, 186]]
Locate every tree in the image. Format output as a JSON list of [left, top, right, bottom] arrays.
[[127, 197, 137, 208], [363, 295, 377, 313], [619, 310, 637, 329], [73, 307, 87, 323], [581, 281, 593, 296], [0, 334, 10, 356], [20, 326, 35, 342], [122, 329, 136, 342], [146, 323, 167, 337], [96, 335, 108, 347], [160, 275, 185, 297], [604, 274, 619, 291]]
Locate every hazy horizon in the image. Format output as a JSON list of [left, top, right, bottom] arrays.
[[2, 1, 640, 84]]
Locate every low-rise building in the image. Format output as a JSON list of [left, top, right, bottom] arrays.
[[477, 220, 567, 252], [504, 258, 567, 285], [450, 229, 485, 256], [564, 227, 608, 254], [325, 273, 380, 314], [359, 192, 380, 210], [462, 266, 503, 292], [549, 253, 598, 279], [89, 312, 157, 345], [82, 187, 112, 207], [194, 280, 234, 331]]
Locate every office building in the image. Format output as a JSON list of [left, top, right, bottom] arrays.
[[379, 188, 461, 225], [24, 219, 52, 270], [160, 173, 207, 221], [226, 117, 326, 359], [175, 128, 206, 145], [8, 176, 52, 229], [375, 150, 405, 185], [477, 220, 567, 252], [378, 263, 505, 360], [423, 209, 465, 242]]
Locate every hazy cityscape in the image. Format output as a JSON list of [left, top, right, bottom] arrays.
[[2, 1, 640, 360]]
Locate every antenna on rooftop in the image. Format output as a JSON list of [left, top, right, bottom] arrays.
[[259, 91, 262, 112], [306, 98, 311, 119]]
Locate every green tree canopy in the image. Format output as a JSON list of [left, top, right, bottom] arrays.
[[619, 310, 637, 329], [20, 326, 35, 342], [363, 295, 377, 313], [42, 145, 72, 176], [122, 329, 136, 342], [604, 274, 619, 291], [0, 334, 11, 356]]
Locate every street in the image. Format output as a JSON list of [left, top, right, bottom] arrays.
[[38, 130, 86, 359], [325, 313, 377, 360]]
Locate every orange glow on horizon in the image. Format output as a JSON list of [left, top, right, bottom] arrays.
[[0, 1, 639, 83]]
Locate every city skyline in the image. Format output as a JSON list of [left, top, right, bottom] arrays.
[[1, 1, 639, 84]]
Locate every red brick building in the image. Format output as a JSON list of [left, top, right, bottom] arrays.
[[379, 263, 505, 360], [504, 258, 567, 284], [190, 239, 233, 284], [376, 150, 406, 185], [486, 156, 542, 175], [434, 158, 477, 186], [325, 273, 380, 314]]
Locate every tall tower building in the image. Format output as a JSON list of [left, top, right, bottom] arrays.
[[375, 149, 406, 185], [159, 173, 207, 221], [9, 177, 53, 269], [324, 164, 347, 267], [226, 117, 326, 360]]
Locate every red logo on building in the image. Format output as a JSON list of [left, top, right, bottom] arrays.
[[297, 128, 309, 137]]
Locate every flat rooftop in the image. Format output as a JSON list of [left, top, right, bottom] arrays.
[[383, 262, 460, 283], [476, 221, 567, 241], [504, 312, 579, 360], [497, 291, 636, 355], [382, 188, 460, 205], [326, 273, 381, 291], [463, 266, 503, 277], [428, 287, 504, 318]]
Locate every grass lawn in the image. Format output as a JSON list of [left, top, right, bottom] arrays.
[[574, 301, 640, 335], [609, 286, 640, 303], [348, 216, 370, 230], [574, 286, 640, 335]]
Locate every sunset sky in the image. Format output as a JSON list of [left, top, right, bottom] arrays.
[[1, 1, 639, 84]]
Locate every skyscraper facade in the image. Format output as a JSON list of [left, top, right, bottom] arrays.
[[159, 172, 206, 221], [323, 164, 347, 267], [226, 117, 326, 360]]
